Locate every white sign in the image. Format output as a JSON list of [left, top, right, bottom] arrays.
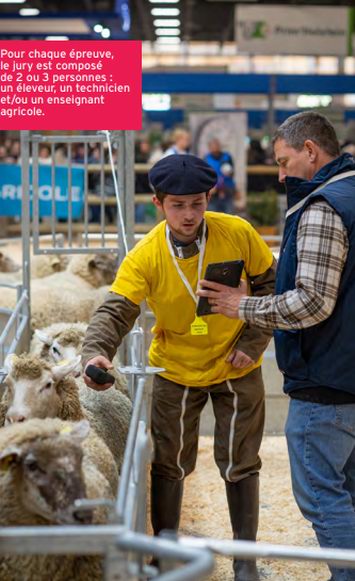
[[236, 6, 349, 56]]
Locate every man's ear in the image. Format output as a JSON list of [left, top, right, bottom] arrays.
[[304, 139, 318, 163], [152, 195, 163, 211]]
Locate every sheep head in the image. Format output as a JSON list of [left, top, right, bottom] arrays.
[[34, 328, 84, 375], [0, 419, 91, 525], [87, 254, 118, 287], [3, 353, 82, 425], [0, 251, 21, 273]]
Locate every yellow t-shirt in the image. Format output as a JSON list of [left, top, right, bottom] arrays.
[[111, 211, 273, 387]]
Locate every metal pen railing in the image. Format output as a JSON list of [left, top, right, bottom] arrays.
[[0, 284, 29, 383]]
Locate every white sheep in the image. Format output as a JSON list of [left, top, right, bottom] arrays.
[[30, 322, 89, 372], [0, 253, 69, 284], [2, 353, 131, 473], [0, 417, 114, 581], [31, 253, 70, 278], [30, 321, 128, 395], [0, 253, 117, 328], [0, 251, 20, 273]]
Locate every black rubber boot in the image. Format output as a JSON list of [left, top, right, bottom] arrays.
[[151, 473, 184, 536], [150, 473, 184, 571], [225, 474, 260, 581]]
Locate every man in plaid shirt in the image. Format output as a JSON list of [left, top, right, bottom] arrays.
[[198, 112, 355, 581]]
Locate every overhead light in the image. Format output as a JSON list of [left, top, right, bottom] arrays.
[[0, 0, 25, 3], [94, 23, 103, 33], [153, 19, 180, 27], [19, 7, 40, 15], [151, 8, 180, 16], [156, 37, 181, 44], [149, 0, 179, 4], [101, 27, 111, 38], [142, 93, 171, 111], [297, 95, 332, 108], [155, 28, 180, 35], [45, 36, 69, 40]]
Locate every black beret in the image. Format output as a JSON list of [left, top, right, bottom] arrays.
[[149, 154, 217, 196]]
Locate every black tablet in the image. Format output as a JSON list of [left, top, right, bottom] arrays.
[[196, 260, 244, 317]]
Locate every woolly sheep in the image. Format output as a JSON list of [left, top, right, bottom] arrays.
[[30, 321, 128, 395], [31, 253, 70, 278], [0, 251, 20, 273], [0, 253, 69, 284], [2, 353, 131, 472], [0, 417, 114, 581], [0, 253, 118, 328]]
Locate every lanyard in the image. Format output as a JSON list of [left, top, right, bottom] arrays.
[[165, 220, 206, 305]]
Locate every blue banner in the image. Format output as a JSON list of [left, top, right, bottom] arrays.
[[0, 163, 85, 219]]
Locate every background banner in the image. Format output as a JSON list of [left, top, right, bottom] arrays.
[[236, 6, 349, 56], [0, 163, 84, 218]]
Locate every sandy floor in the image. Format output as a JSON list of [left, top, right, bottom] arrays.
[[173, 436, 329, 581]]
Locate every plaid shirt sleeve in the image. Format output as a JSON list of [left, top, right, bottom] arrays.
[[238, 201, 349, 330]]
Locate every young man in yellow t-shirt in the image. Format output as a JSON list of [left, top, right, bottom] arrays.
[[82, 154, 276, 581]]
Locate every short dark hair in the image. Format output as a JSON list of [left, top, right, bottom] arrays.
[[155, 191, 209, 204], [272, 111, 340, 157]]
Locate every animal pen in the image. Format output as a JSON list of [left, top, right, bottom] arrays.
[[0, 130, 355, 580]]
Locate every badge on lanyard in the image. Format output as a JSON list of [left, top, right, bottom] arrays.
[[190, 316, 208, 336], [166, 221, 209, 336]]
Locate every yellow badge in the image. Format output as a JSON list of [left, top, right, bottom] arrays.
[[60, 426, 73, 435], [190, 316, 208, 336]]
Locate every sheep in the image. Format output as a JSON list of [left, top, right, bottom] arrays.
[[30, 321, 128, 396], [0, 417, 114, 581], [66, 253, 118, 288], [0, 251, 20, 273], [31, 253, 70, 278], [0, 253, 69, 284], [2, 353, 131, 473], [30, 322, 89, 371], [0, 253, 118, 328]]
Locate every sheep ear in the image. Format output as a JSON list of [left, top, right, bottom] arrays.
[[60, 420, 90, 442], [0, 445, 22, 471], [50, 256, 60, 266], [52, 356, 81, 381], [50, 257, 61, 272], [34, 330, 53, 346], [4, 354, 18, 374]]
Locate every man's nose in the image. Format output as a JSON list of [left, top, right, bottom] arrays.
[[184, 209, 195, 220], [278, 168, 286, 183]]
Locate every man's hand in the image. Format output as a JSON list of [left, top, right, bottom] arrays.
[[197, 278, 248, 319], [227, 349, 254, 369], [83, 355, 114, 391]]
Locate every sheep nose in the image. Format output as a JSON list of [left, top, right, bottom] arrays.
[[6, 414, 26, 423]]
